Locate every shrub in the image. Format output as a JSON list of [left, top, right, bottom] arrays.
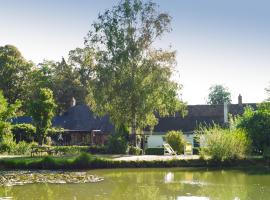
[[15, 141, 31, 155], [197, 125, 251, 161], [145, 148, 164, 155], [235, 103, 270, 153], [128, 146, 142, 155], [107, 134, 128, 154], [11, 124, 36, 143], [165, 130, 185, 154], [74, 153, 95, 168], [0, 132, 17, 154]]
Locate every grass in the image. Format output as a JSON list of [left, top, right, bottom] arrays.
[[0, 153, 268, 170]]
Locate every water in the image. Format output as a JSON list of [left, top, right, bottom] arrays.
[[1, 168, 270, 200]]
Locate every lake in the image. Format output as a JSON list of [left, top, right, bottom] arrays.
[[1, 168, 270, 200]]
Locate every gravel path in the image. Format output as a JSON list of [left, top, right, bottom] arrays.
[[113, 155, 200, 161]]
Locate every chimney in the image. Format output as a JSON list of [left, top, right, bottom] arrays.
[[238, 94, 242, 106], [70, 97, 76, 107]]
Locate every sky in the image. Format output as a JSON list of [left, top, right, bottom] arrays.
[[1, 0, 269, 104]]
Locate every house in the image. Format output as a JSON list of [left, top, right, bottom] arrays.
[[145, 95, 257, 150], [12, 104, 114, 146], [12, 95, 256, 149]]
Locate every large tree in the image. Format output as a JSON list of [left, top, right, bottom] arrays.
[[207, 84, 231, 105], [29, 88, 56, 145], [85, 0, 186, 143], [34, 59, 87, 114], [0, 45, 33, 105]]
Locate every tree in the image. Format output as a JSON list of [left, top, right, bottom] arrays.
[[34, 59, 87, 114], [85, 0, 186, 144], [68, 47, 96, 88], [0, 45, 33, 105], [207, 84, 231, 105], [29, 88, 56, 145]]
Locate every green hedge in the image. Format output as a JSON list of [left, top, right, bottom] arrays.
[[145, 148, 164, 155], [128, 146, 142, 155], [52, 146, 107, 155]]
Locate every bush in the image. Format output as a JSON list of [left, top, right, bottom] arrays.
[[166, 130, 185, 154], [15, 141, 31, 155], [145, 148, 164, 155], [235, 103, 270, 153], [128, 146, 142, 155], [0, 132, 17, 154], [11, 124, 36, 143], [107, 134, 128, 154], [74, 153, 95, 168], [198, 125, 251, 161]]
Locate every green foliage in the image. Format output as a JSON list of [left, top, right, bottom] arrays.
[[197, 125, 251, 161], [207, 84, 231, 105], [85, 0, 186, 140], [53, 145, 107, 155], [166, 130, 185, 154], [15, 141, 32, 155], [0, 45, 33, 106], [128, 146, 142, 155], [0, 132, 17, 154], [235, 103, 270, 153], [29, 88, 56, 145], [145, 148, 164, 155], [0, 90, 21, 122], [11, 123, 36, 142], [107, 134, 128, 154]]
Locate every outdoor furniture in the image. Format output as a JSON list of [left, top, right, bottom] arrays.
[[184, 142, 193, 155], [31, 146, 58, 157], [163, 143, 177, 156]]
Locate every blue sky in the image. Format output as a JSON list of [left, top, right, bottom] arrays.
[[1, 0, 269, 104]]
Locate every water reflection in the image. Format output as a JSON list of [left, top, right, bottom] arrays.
[[1, 168, 270, 200]]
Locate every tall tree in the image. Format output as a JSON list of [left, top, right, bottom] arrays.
[[29, 88, 56, 145], [68, 47, 96, 88], [35, 59, 87, 114], [207, 84, 231, 105], [0, 45, 33, 105], [85, 0, 186, 144]]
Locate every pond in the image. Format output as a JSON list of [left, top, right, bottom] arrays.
[[1, 168, 270, 200]]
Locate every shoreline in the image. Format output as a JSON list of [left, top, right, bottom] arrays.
[[0, 154, 269, 170]]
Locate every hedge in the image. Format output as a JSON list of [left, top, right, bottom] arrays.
[[145, 148, 164, 155]]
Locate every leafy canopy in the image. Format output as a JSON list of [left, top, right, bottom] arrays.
[[29, 88, 56, 145], [207, 84, 231, 105], [85, 0, 186, 132], [0, 45, 33, 106]]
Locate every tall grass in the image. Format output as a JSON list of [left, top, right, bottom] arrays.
[[197, 125, 251, 161]]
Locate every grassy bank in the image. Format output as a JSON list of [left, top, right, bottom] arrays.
[[0, 153, 268, 170]]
